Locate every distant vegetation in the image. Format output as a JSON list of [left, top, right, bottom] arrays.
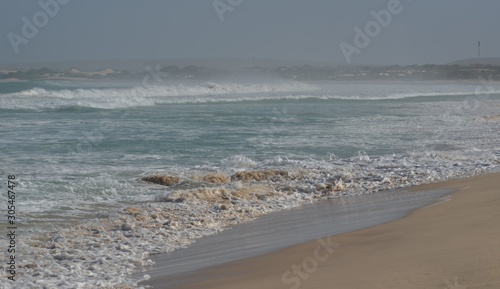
[[267, 64, 500, 81], [1, 67, 56, 80], [1, 64, 500, 81]]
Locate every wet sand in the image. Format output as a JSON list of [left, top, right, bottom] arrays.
[[157, 173, 500, 289], [141, 186, 451, 287]]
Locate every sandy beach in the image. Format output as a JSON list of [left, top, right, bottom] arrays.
[[167, 173, 500, 289]]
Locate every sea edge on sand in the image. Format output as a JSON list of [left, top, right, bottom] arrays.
[[137, 172, 499, 288], [150, 172, 500, 289]]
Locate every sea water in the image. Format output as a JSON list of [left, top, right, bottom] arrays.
[[1, 79, 500, 288]]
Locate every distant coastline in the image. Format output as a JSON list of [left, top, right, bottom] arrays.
[[0, 64, 500, 83]]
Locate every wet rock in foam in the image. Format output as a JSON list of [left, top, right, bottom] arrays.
[[192, 173, 230, 184], [142, 175, 182, 186], [231, 170, 290, 182]]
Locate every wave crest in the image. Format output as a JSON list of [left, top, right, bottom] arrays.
[[0, 81, 318, 110]]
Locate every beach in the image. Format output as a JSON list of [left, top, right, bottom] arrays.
[[165, 172, 500, 289], [2, 1, 500, 288]]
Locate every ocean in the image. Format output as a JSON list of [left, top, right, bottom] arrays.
[[1, 79, 500, 288]]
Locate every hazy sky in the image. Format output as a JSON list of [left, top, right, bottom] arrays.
[[1, 0, 499, 65]]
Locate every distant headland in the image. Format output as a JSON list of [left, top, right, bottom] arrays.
[[1, 58, 500, 82]]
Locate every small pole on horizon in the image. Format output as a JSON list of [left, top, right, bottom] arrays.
[[478, 41, 481, 65]]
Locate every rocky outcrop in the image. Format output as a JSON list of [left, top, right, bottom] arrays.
[[193, 174, 230, 184], [142, 175, 182, 186], [230, 170, 289, 182]]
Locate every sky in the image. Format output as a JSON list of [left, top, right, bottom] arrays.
[[1, 0, 499, 66]]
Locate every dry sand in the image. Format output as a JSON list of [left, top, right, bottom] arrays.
[[172, 173, 500, 289]]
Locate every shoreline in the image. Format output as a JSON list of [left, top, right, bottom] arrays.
[[149, 172, 500, 289], [140, 186, 453, 288]]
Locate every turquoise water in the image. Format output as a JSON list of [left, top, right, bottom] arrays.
[[1, 80, 500, 219], [1, 79, 500, 287]]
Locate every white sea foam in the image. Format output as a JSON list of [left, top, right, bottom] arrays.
[[0, 81, 319, 110], [1, 148, 499, 289], [322, 90, 500, 100], [2, 81, 499, 110], [221, 155, 258, 168], [2, 80, 500, 288]]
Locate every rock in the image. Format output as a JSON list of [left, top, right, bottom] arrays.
[[231, 170, 289, 182], [142, 175, 182, 186], [196, 174, 230, 184]]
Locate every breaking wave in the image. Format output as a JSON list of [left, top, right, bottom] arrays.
[[1, 81, 500, 111], [0, 82, 318, 110]]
